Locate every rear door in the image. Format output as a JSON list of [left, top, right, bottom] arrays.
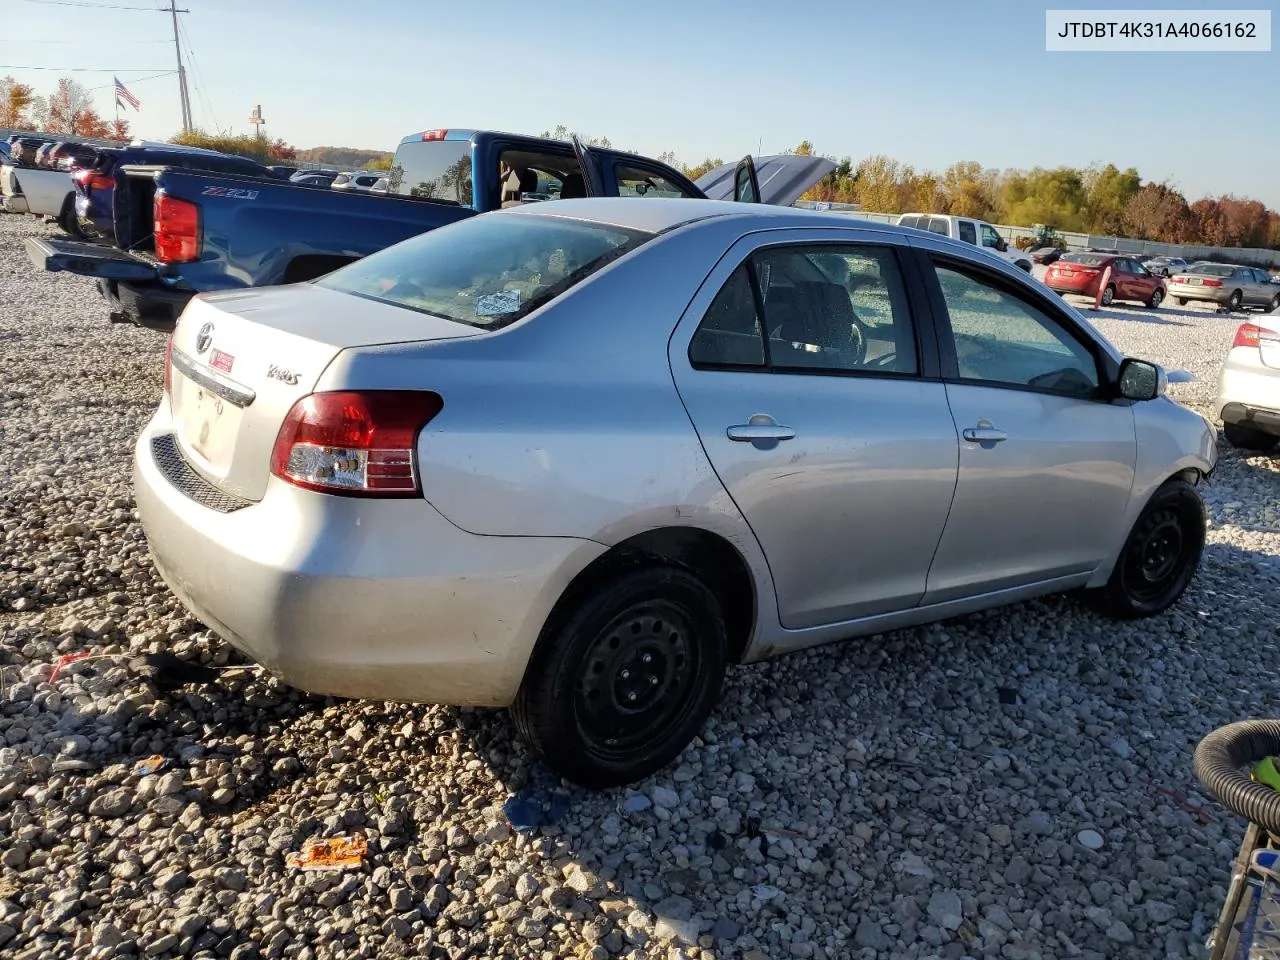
[[1111, 257, 1135, 298], [668, 226, 958, 628], [911, 244, 1136, 602], [1249, 269, 1275, 306]]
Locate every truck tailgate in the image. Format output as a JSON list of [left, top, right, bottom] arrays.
[[25, 236, 159, 282]]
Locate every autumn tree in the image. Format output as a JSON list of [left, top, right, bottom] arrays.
[[998, 167, 1087, 231], [852, 155, 905, 212], [43, 77, 99, 136], [939, 161, 996, 220], [539, 124, 611, 148], [110, 118, 131, 141], [1122, 183, 1192, 242], [681, 157, 724, 181], [1, 76, 37, 129]]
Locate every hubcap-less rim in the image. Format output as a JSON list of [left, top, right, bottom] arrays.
[[574, 601, 698, 759], [1229, 292, 1241, 310], [1102, 287, 1114, 305], [1152, 290, 1162, 307], [1122, 507, 1188, 603]]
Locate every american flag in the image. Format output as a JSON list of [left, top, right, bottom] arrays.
[[114, 76, 140, 110]]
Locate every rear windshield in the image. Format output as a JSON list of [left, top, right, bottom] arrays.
[[1185, 263, 1234, 277], [1062, 254, 1111, 266], [317, 213, 650, 330], [385, 140, 474, 205]]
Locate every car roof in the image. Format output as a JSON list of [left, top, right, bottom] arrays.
[[502, 198, 1011, 261]]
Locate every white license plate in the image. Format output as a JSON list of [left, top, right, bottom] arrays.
[[177, 378, 242, 469], [1189, 278, 1203, 285]]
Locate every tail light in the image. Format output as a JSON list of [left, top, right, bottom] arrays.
[[1233, 324, 1276, 349], [1200, 278, 1223, 287], [74, 169, 115, 191], [270, 391, 443, 497], [154, 192, 200, 263]]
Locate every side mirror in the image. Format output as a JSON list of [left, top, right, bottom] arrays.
[[995, 239, 1008, 252], [1117, 358, 1166, 401]]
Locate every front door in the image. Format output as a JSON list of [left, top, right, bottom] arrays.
[[915, 254, 1137, 603], [669, 231, 959, 628]]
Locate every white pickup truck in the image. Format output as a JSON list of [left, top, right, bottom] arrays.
[[1, 163, 77, 233], [896, 213, 1033, 273]]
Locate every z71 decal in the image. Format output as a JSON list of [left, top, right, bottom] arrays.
[[202, 186, 260, 200]]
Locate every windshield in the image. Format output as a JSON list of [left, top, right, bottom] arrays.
[[1185, 263, 1235, 277], [317, 213, 650, 330], [1062, 254, 1111, 266]]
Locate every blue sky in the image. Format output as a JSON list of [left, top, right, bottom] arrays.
[[5, 0, 1276, 206]]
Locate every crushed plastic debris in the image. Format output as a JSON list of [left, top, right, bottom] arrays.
[[132, 755, 168, 777], [284, 835, 368, 872], [503, 790, 572, 832], [48, 651, 92, 682]]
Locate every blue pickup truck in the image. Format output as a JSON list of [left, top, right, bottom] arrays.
[[26, 128, 833, 327]]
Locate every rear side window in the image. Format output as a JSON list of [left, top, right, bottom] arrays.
[[689, 265, 765, 367], [958, 221, 977, 245], [385, 140, 473, 205], [317, 213, 649, 330], [898, 215, 922, 229], [927, 217, 950, 236]]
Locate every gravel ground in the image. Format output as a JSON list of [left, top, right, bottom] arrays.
[[1, 211, 1278, 960]]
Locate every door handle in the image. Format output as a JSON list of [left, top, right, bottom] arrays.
[[727, 413, 795, 443], [962, 425, 1008, 443]]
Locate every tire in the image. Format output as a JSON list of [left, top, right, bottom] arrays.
[[511, 564, 728, 788], [1270, 294, 1280, 312], [1147, 288, 1164, 309], [1017, 260, 1032, 273], [1227, 290, 1242, 311], [1176, 298, 1187, 306], [57, 195, 82, 240], [1100, 285, 1115, 306], [1086, 478, 1206, 619], [1224, 422, 1280, 452]]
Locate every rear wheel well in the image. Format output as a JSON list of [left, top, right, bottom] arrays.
[[537, 527, 756, 667], [281, 254, 357, 284]]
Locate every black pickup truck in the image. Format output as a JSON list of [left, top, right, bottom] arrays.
[[26, 128, 833, 327]]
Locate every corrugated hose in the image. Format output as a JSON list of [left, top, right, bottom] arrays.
[[1194, 720, 1280, 834]]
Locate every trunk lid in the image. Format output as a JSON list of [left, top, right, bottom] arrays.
[[168, 284, 481, 501], [694, 155, 837, 207]]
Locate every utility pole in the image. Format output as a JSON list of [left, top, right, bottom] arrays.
[[168, 0, 193, 132]]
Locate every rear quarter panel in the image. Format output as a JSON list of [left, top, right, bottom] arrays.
[[314, 215, 776, 603]]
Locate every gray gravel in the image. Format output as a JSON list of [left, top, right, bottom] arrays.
[[1, 212, 1278, 960]]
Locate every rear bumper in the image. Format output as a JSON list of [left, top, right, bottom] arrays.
[[133, 406, 603, 706], [1046, 277, 1098, 296], [1216, 355, 1280, 436], [98, 279, 191, 328], [1169, 284, 1229, 305]]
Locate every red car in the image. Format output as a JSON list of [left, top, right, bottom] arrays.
[[1044, 253, 1167, 308]]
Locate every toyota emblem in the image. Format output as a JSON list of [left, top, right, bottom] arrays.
[[195, 322, 214, 355]]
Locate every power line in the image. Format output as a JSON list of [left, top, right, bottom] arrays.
[[177, 15, 219, 132], [0, 38, 171, 43], [0, 64, 171, 71], [87, 70, 175, 91], [18, 0, 171, 9]]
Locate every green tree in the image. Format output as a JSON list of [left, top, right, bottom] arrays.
[[1084, 164, 1141, 234], [941, 162, 996, 220], [999, 167, 1087, 231]]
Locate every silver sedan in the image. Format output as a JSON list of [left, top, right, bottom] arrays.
[[135, 199, 1217, 786]]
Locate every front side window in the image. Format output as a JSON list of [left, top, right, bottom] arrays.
[[615, 165, 697, 199], [754, 245, 917, 374], [958, 221, 977, 245], [385, 140, 474, 205], [934, 264, 1100, 398], [317, 214, 648, 330], [979, 224, 1002, 248]]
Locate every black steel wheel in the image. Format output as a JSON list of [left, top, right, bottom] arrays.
[[512, 564, 727, 788], [1087, 478, 1205, 619]]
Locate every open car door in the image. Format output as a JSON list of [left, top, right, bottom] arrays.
[[570, 135, 606, 197], [694, 154, 836, 207]]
